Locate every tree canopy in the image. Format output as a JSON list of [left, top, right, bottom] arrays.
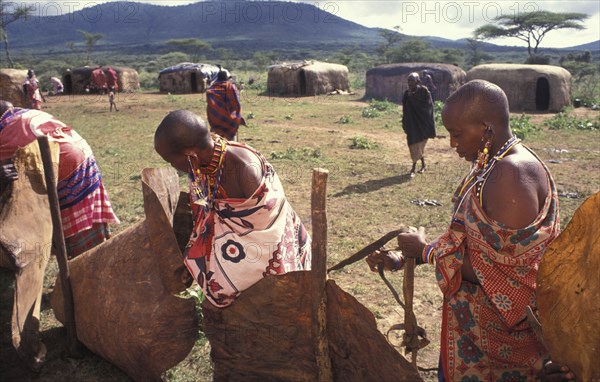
[[474, 11, 589, 56], [0, 0, 34, 67]]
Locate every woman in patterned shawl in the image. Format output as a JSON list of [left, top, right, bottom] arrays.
[[368, 81, 571, 381], [154, 110, 311, 307]]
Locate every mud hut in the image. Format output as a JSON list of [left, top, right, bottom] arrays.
[[267, 61, 350, 97], [466, 64, 572, 112], [365, 63, 466, 103], [62, 66, 139, 94], [158, 63, 221, 94], [0, 69, 28, 107]]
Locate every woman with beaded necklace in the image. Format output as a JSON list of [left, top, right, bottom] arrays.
[[367, 80, 571, 381], [154, 110, 311, 308]]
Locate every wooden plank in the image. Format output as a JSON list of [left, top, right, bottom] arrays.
[[311, 168, 333, 382], [37, 135, 79, 356]]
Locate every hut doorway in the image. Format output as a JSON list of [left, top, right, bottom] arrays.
[[536, 77, 550, 111], [64, 74, 73, 94], [299, 70, 307, 96], [191, 72, 198, 93]]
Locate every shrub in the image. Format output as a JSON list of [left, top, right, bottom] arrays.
[[510, 114, 539, 139], [362, 107, 381, 118], [270, 147, 321, 160], [545, 111, 599, 131], [368, 99, 397, 112], [337, 115, 353, 124], [350, 136, 377, 149]]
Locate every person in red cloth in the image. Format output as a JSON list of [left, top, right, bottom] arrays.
[[106, 67, 119, 93], [206, 68, 246, 141], [367, 80, 571, 382], [0, 101, 119, 258], [22, 69, 45, 110]]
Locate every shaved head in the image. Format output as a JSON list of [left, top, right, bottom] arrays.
[[407, 72, 420, 82], [444, 80, 510, 132], [154, 110, 211, 153]]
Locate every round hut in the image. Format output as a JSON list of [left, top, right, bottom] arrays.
[[0, 69, 28, 107], [466, 64, 572, 112], [158, 63, 221, 94], [267, 61, 350, 97], [366, 63, 466, 103], [62, 66, 140, 94]]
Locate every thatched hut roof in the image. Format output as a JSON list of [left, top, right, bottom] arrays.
[[0, 69, 28, 107], [62, 66, 139, 94], [365, 63, 466, 103], [466, 64, 572, 112], [267, 61, 350, 97], [158, 63, 222, 94]]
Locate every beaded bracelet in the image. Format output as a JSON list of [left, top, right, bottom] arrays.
[[423, 245, 435, 265]]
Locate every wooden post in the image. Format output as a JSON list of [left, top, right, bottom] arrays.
[[311, 168, 333, 382], [403, 258, 419, 367], [37, 136, 79, 356]]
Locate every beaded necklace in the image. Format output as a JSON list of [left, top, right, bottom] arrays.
[[188, 136, 227, 211], [454, 135, 521, 216], [0, 106, 14, 122]]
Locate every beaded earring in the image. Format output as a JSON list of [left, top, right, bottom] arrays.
[[475, 125, 493, 172]]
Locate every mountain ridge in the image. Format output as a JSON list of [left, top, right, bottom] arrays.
[[7, 1, 598, 55]]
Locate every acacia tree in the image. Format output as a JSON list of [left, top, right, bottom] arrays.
[[474, 11, 588, 56], [167, 38, 212, 62], [0, 0, 34, 67], [376, 25, 403, 64], [80, 30, 104, 65]]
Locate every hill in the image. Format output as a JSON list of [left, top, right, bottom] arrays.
[[7, 0, 381, 54], [7, 1, 598, 58]]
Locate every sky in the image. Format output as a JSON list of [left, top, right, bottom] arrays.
[[17, 0, 600, 48]]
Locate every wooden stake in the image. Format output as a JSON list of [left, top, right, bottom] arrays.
[[311, 168, 333, 382], [37, 136, 79, 356], [403, 258, 419, 367]]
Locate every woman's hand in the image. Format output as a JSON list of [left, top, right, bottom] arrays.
[[397, 226, 426, 259], [366, 249, 404, 272], [540, 360, 575, 382]]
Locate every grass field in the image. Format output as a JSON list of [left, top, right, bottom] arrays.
[[1, 88, 599, 382]]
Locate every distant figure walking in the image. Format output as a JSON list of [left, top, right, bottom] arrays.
[[421, 70, 437, 99], [206, 67, 246, 141], [22, 69, 44, 109], [109, 87, 118, 112], [402, 72, 436, 177]]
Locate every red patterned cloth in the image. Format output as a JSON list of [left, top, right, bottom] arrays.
[[206, 80, 245, 140], [0, 108, 119, 245], [184, 142, 311, 307], [423, 153, 560, 381]]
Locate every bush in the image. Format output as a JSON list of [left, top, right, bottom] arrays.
[[545, 111, 599, 130], [368, 99, 397, 112], [350, 136, 377, 149], [362, 107, 381, 118], [510, 114, 539, 139], [337, 115, 353, 124], [270, 147, 321, 160]]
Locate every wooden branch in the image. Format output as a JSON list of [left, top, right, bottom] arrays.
[[311, 168, 333, 382], [37, 136, 79, 356]]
